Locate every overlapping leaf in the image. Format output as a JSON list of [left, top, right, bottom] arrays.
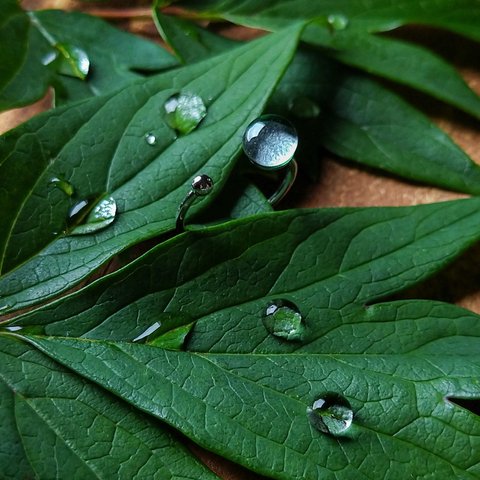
[[0, 336, 219, 479], [0, 2, 177, 110], [6, 199, 480, 477], [168, 0, 480, 119], [156, 15, 480, 193], [0, 25, 301, 312]]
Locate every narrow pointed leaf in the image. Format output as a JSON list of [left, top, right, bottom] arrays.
[[172, 0, 480, 117], [0, 336, 219, 480], [271, 49, 480, 194], [0, 26, 301, 312], [303, 24, 480, 120], [11, 198, 480, 341], [23, 334, 480, 480], [0, 3, 177, 110]]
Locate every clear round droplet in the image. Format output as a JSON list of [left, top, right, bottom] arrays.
[[49, 177, 74, 196], [263, 299, 305, 341], [289, 96, 321, 119], [68, 195, 117, 235], [327, 14, 349, 31], [307, 393, 353, 436], [243, 114, 298, 170], [145, 133, 157, 145], [191, 174, 214, 196], [164, 92, 207, 135], [56, 43, 90, 79]]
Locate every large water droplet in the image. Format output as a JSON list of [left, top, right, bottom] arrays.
[[145, 133, 157, 145], [307, 393, 353, 436], [49, 177, 74, 196], [164, 92, 207, 135], [68, 195, 117, 235], [263, 299, 305, 341], [327, 14, 349, 31], [56, 43, 90, 80], [243, 115, 298, 170], [289, 96, 321, 119]]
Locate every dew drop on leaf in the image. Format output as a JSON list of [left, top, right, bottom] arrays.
[[289, 96, 321, 119], [55, 43, 90, 80], [263, 299, 305, 341], [145, 133, 157, 145], [327, 14, 349, 31], [68, 195, 117, 235], [307, 393, 354, 436], [164, 92, 207, 135], [49, 176, 74, 196], [243, 115, 298, 170]]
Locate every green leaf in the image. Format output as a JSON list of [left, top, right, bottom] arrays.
[[11, 198, 480, 340], [153, 10, 238, 64], [0, 377, 35, 479], [173, 0, 480, 39], [0, 26, 301, 312], [171, 1, 480, 118], [0, 336, 219, 480], [22, 332, 480, 479], [270, 48, 480, 194], [0, 4, 177, 110], [303, 23, 480, 119]]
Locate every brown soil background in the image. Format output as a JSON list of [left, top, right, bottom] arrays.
[[3, 2, 480, 478]]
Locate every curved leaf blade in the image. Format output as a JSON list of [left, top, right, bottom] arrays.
[[271, 49, 480, 194], [0, 336, 219, 480], [11, 198, 480, 341], [172, 0, 480, 118], [23, 335, 480, 480], [0, 26, 301, 312]]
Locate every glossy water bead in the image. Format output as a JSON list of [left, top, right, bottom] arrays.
[[243, 115, 298, 170]]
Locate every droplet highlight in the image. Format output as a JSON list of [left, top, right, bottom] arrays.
[[243, 115, 298, 170], [164, 92, 207, 135], [56, 43, 90, 80], [327, 14, 349, 31], [145, 133, 157, 145], [263, 299, 305, 341], [2, 326, 23, 332], [307, 393, 353, 436], [49, 177, 74, 196], [68, 195, 117, 235]]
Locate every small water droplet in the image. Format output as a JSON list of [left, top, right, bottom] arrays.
[[191, 174, 214, 196], [307, 393, 353, 436], [327, 14, 349, 31], [243, 115, 298, 170], [289, 96, 321, 119], [133, 321, 162, 342], [145, 133, 157, 145], [56, 43, 90, 80], [68, 195, 117, 235], [263, 299, 305, 341], [49, 177, 74, 196], [164, 92, 207, 135]]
